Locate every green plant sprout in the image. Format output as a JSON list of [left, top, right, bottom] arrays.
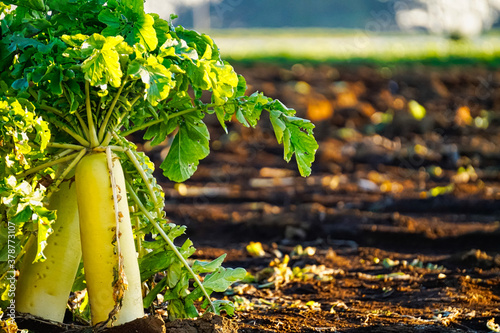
[[0, 0, 318, 328]]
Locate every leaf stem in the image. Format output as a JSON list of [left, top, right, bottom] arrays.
[[85, 81, 99, 147], [62, 85, 90, 140], [169, 107, 201, 119], [98, 78, 128, 142], [101, 131, 113, 147], [52, 148, 76, 160], [39, 104, 89, 144], [101, 102, 131, 147], [116, 109, 131, 129], [46, 148, 87, 201], [110, 139, 160, 212], [18, 152, 81, 178], [74, 112, 90, 140], [103, 96, 140, 144], [47, 143, 86, 150], [130, 205, 143, 257], [129, 95, 142, 108], [60, 126, 91, 147], [120, 107, 199, 137], [123, 148, 159, 210], [39, 104, 65, 116], [125, 181, 217, 314]]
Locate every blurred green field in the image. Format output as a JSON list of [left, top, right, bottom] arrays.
[[209, 28, 500, 66]]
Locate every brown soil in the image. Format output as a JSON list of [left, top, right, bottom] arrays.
[[159, 63, 500, 333], [16, 63, 500, 332]]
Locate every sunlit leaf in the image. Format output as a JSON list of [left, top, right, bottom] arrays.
[[128, 55, 173, 105], [81, 34, 127, 87], [160, 113, 210, 182], [269, 103, 318, 177], [203, 267, 247, 292], [192, 254, 226, 274]]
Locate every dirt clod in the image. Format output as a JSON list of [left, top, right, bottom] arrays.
[[164, 313, 238, 333], [105, 315, 165, 333]]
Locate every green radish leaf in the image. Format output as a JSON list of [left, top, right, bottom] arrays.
[[143, 116, 177, 147], [97, 10, 121, 35], [167, 299, 185, 321], [128, 55, 173, 106], [164, 271, 190, 301], [159, 38, 198, 61], [0, 230, 9, 262], [99, 3, 158, 51], [8, 33, 45, 52], [213, 106, 229, 133], [184, 286, 203, 304], [202, 267, 247, 292], [143, 275, 168, 308], [3, 0, 46, 11], [10, 206, 33, 223], [236, 92, 270, 128], [151, 13, 171, 47], [71, 262, 86, 292], [184, 298, 199, 318], [179, 238, 196, 258], [167, 261, 182, 288], [11, 78, 28, 91], [33, 206, 56, 262], [81, 34, 132, 88], [120, 0, 144, 14], [129, 12, 158, 51], [235, 74, 247, 98], [61, 34, 89, 48], [185, 60, 211, 91], [205, 300, 236, 316], [192, 254, 226, 274], [175, 26, 219, 60], [139, 250, 175, 282], [269, 110, 287, 143], [46, 66, 63, 96], [160, 113, 210, 182], [167, 224, 188, 241], [269, 109, 318, 177], [211, 62, 239, 105], [282, 116, 318, 177]]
